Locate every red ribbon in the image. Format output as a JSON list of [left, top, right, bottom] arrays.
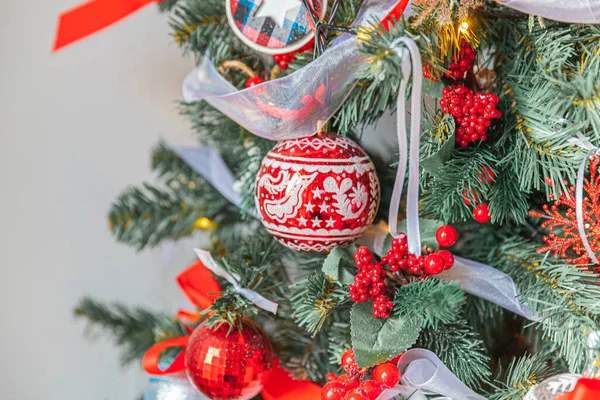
[[556, 378, 600, 400], [141, 259, 321, 399], [52, 0, 163, 51]]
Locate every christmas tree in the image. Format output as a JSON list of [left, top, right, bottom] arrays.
[[69, 0, 600, 399]]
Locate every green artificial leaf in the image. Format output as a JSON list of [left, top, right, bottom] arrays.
[[322, 247, 355, 285], [421, 124, 456, 175], [351, 302, 422, 367], [422, 78, 445, 99]]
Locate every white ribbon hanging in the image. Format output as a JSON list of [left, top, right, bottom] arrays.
[[566, 133, 600, 264], [193, 248, 279, 314], [173, 146, 259, 218], [388, 37, 423, 254], [376, 349, 487, 400], [495, 0, 600, 24]]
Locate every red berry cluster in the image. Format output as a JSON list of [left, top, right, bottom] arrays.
[[349, 247, 392, 318], [440, 84, 502, 147], [446, 41, 476, 79], [273, 41, 314, 70], [423, 41, 475, 81], [321, 349, 402, 400], [348, 227, 458, 319]]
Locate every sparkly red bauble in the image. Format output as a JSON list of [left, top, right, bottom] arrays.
[[255, 132, 380, 252], [185, 320, 274, 400]]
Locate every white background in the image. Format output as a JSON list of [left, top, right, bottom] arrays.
[[0, 2, 205, 399], [0, 1, 396, 399]]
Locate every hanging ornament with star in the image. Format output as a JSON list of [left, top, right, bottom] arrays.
[[226, 0, 327, 55], [254, 131, 380, 253]]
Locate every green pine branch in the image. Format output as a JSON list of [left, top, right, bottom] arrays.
[[74, 297, 187, 365]]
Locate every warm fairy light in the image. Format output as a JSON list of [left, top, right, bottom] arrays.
[[459, 21, 469, 33], [195, 217, 212, 230]]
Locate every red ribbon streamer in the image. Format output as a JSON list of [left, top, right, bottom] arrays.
[[53, 0, 162, 51], [556, 378, 600, 400]]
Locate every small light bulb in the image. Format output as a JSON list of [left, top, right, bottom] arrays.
[[195, 217, 212, 229], [459, 21, 469, 33]]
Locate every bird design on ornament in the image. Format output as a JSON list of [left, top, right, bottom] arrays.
[[529, 155, 600, 266], [259, 170, 317, 223], [323, 177, 368, 221], [254, 0, 303, 28]]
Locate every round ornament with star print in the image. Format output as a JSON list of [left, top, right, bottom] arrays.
[[226, 0, 326, 55], [254, 131, 380, 252]]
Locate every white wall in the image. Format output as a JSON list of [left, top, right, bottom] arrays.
[[0, 2, 398, 399], [0, 1, 209, 399]]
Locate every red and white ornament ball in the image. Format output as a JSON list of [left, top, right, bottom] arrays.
[[255, 131, 380, 252], [185, 320, 274, 400]]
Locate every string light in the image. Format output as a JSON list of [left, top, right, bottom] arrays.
[[458, 21, 469, 34], [194, 217, 212, 230]]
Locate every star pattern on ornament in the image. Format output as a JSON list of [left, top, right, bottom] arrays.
[[312, 187, 324, 199], [298, 216, 308, 226], [326, 217, 335, 228], [312, 216, 322, 227], [529, 155, 600, 266], [319, 202, 330, 213], [305, 202, 315, 212], [254, 0, 302, 28]]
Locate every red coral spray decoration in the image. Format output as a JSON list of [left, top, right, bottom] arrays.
[[529, 155, 600, 265]]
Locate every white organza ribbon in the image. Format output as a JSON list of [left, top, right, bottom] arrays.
[[376, 349, 487, 400], [567, 133, 600, 264], [193, 249, 278, 314], [388, 37, 422, 254], [182, 0, 402, 140], [495, 0, 600, 24], [173, 146, 259, 217]]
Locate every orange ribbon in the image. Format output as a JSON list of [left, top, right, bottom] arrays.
[[53, 0, 163, 51], [141, 259, 321, 399], [556, 378, 600, 400]]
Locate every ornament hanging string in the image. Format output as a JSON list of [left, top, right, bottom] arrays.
[[182, 0, 410, 141], [388, 37, 422, 254], [567, 133, 600, 264]]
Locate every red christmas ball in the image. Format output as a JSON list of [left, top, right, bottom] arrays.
[[473, 204, 491, 223], [435, 225, 458, 247], [185, 320, 274, 400], [255, 131, 380, 252], [372, 363, 401, 389]]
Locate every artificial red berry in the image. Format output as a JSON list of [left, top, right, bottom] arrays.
[[338, 374, 360, 390], [372, 363, 401, 389], [279, 61, 289, 70], [321, 381, 347, 400], [462, 188, 479, 206], [344, 389, 366, 400], [245, 76, 264, 88], [326, 372, 339, 381], [436, 225, 458, 247], [359, 380, 382, 400], [372, 295, 394, 319], [478, 165, 495, 184], [473, 204, 491, 223], [341, 349, 360, 375], [438, 250, 455, 270], [424, 253, 445, 275]]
